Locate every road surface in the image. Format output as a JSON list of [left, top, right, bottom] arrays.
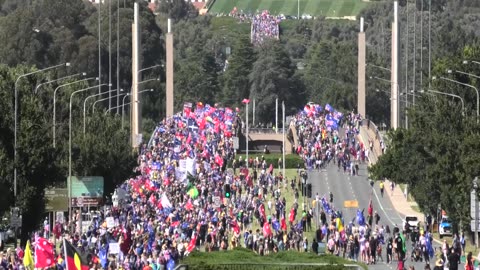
[[308, 163, 439, 270]]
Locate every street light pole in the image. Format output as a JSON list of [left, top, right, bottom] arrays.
[[106, 88, 153, 114], [122, 89, 154, 128], [439, 75, 479, 121], [53, 77, 98, 147], [14, 62, 69, 199], [35, 72, 85, 94], [122, 93, 131, 129], [116, 0, 120, 114], [69, 83, 108, 219], [92, 92, 126, 114], [83, 88, 122, 134], [428, 89, 465, 116]]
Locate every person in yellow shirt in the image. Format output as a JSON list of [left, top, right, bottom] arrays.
[[379, 181, 384, 197]]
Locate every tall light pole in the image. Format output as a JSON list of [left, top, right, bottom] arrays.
[[98, 0, 102, 95], [53, 77, 98, 147], [122, 89, 154, 128], [92, 92, 126, 114], [69, 83, 108, 219], [122, 93, 131, 129], [138, 64, 163, 76], [108, 0, 112, 110], [14, 62, 69, 199], [83, 88, 122, 134], [428, 0, 431, 89], [116, 0, 120, 113], [282, 101, 286, 178], [438, 74, 479, 121], [35, 72, 86, 94], [428, 89, 465, 116]]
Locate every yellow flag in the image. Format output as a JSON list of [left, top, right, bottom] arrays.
[[23, 240, 34, 270]]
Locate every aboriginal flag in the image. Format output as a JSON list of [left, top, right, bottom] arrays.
[[63, 239, 89, 270]]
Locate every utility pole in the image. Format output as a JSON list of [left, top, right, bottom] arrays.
[[108, 0, 112, 109], [116, 0, 120, 113], [98, 0, 102, 95]]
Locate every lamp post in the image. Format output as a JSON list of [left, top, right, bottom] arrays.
[[69, 83, 108, 219], [473, 177, 478, 248], [122, 93, 130, 129], [370, 76, 401, 127], [437, 75, 479, 121], [35, 72, 86, 94], [122, 89, 154, 128], [106, 101, 134, 114], [83, 88, 123, 134], [92, 92, 126, 114], [366, 63, 391, 73], [138, 64, 162, 75], [14, 62, 70, 199], [428, 89, 465, 116], [53, 77, 98, 147]]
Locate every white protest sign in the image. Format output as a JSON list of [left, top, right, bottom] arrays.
[[106, 217, 115, 229], [109, 243, 120, 254]]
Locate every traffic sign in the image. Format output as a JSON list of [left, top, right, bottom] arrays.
[[45, 188, 68, 212]]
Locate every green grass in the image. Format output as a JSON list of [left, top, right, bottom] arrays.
[[182, 247, 366, 269], [208, 0, 370, 17]]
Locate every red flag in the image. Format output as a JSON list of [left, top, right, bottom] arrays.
[[186, 133, 192, 144], [289, 208, 295, 223], [185, 199, 193, 211], [368, 199, 373, 217], [281, 215, 287, 231], [187, 234, 197, 253], [259, 204, 266, 221], [263, 222, 272, 237], [215, 155, 224, 167], [268, 164, 274, 174], [35, 238, 55, 268], [242, 98, 250, 104]]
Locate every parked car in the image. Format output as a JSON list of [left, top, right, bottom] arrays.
[[439, 216, 453, 238], [402, 215, 419, 233]]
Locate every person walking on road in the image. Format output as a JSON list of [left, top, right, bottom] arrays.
[[380, 181, 385, 197]]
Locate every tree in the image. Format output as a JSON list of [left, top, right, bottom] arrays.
[[249, 40, 296, 124], [221, 35, 255, 107]]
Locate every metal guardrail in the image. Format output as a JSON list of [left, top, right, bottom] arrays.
[[175, 263, 363, 270]]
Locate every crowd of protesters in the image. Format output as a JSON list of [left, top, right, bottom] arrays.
[[250, 11, 281, 45], [0, 101, 473, 270]]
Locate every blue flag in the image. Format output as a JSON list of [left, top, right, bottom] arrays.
[[98, 245, 108, 269], [167, 259, 176, 270]]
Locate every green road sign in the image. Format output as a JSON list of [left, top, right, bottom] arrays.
[[68, 176, 104, 198]]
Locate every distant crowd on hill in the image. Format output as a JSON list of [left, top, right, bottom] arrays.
[[250, 11, 281, 45], [228, 8, 281, 45]]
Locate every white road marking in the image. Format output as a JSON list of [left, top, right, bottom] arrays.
[[372, 185, 398, 226]]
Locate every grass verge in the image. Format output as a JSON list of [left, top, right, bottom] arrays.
[[182, 247, 367, 269]]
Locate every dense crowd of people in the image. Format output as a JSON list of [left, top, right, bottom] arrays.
[[0, 101, 476, 270], [250, 11, 280, 45]]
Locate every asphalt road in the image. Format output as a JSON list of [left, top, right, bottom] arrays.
[[308, 163, 440, 270]]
